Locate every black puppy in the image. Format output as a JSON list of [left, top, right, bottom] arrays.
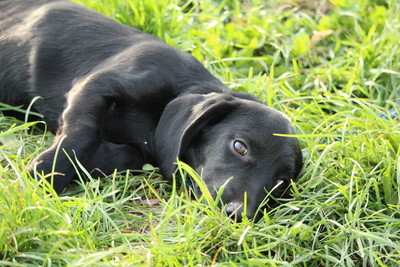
[[0, 0, 302, 221]]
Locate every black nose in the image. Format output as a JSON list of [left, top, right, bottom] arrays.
[[225, 202, 244, 222]]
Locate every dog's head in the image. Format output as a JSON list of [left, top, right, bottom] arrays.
[[155, 93, 302, 221]]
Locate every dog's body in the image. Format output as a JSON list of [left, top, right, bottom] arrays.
[[0, 0, 302, 220]]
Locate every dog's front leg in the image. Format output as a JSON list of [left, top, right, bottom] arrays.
[[30, 71, 131, 193]]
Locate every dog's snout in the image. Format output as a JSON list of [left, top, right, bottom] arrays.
[[225, 202, 244, 222]]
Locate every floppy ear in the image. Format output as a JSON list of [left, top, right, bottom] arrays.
[[154, 93, 239, 180]]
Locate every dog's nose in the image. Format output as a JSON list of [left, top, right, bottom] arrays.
[[225, 202, 244, 222]]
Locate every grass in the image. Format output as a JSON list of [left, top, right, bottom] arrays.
[[1, 0, 400, 265]]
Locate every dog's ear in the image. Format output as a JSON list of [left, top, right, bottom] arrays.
[[154, 93, 239, 180]]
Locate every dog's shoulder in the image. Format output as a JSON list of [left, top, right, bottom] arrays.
[[230, 91, 262, 103]]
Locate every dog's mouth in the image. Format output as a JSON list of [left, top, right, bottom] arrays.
[[173, 167, 287, 222], [175, 177, 262, 222], [225, 202, 245, 222]]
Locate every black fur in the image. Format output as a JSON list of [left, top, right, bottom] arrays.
[[0, 0, 302, 221]]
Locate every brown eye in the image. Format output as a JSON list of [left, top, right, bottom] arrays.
[[276, 179, 286, 190], [233, 140, 247, 155]]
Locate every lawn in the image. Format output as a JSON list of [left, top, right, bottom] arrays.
[[1, 0, 399, 266]]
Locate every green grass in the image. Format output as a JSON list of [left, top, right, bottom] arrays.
[[1, 0, 400, 265]]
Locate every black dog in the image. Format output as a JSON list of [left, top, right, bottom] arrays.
[[0, 0, 302, 221]]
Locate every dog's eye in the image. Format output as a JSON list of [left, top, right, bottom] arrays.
[[275, 179, 286, 190], [233, 140, 247, 155]]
